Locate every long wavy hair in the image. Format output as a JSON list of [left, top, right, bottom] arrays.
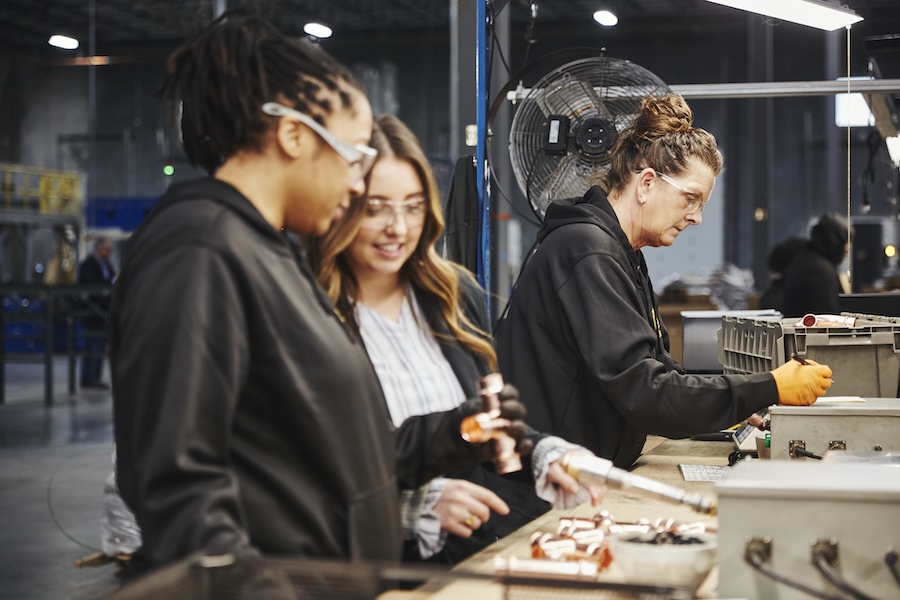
[[307, 114, 497, 370]]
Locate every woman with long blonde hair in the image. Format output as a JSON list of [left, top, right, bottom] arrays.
[[309, 114, 600, 563]]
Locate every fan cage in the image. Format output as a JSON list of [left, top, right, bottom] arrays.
[[508, 57, 670, 219]]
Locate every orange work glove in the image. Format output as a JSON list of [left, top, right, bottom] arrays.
[[771, 359, 833, 406]]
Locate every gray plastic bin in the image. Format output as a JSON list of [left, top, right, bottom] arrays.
[[717, 313, 900, 397]]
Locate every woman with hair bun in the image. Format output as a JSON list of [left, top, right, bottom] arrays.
[[496, 93, 834, 469]]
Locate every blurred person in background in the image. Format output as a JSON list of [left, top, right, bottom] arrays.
[[759, 236, 807, 313], [782, 213, 852, 317], [79, 236, 116, 389]]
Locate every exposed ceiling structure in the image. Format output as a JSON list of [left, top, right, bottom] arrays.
[[1, 0, 899, 132], [1, 0, 899, 60]]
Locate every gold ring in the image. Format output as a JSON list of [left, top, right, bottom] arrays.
[[465, 515, 476, 528]]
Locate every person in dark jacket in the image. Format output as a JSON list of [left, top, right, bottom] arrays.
[[111, 12, 527, 581], [307, 115, 602, 564], [759, 236, 807, 313], [782, 213, 851, 317], [78, 236, 116, 388], [495, 93, 834, 470]]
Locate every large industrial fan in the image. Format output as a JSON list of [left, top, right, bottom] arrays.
[[508, 56, 671, 219]]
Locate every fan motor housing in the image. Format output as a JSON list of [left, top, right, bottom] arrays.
[[575, 117, 617, 157]]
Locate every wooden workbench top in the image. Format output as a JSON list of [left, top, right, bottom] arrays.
[[383, 437, 734, 599]]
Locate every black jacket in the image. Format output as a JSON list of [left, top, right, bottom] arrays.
[[112, 178, 481, 578], [79, 253, 116, 285], [410, 272, 549, 563], [496, 187, 777, 469], [79, 253, 116, 325], [782, 216, 848, 317]]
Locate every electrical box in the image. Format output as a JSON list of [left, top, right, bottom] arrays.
[[716, 461, 900, 600], [768, 397, 900, 460]]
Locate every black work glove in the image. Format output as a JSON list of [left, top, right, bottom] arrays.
[[459, 383, 534, 461], [394, 383, 532, 488]]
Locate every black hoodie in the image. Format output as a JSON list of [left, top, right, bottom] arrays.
[[782, 213, 850, 317], [496, 187, 777, 469], [112, 177, 481, 578]]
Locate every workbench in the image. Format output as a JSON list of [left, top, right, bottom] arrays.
[[383, 437, 733, 599]]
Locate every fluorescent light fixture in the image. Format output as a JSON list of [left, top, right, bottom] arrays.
[[886, 136, 900, 168], [48, 34, 79, 50], [593, 10, 619, 27], [303, 22, 333, 39], [704, 0, 863, 31]]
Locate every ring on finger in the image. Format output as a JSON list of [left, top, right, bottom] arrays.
[[464, 515, 476, 528]]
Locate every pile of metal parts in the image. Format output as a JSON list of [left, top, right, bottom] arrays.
[[493, 511, 715, 581]]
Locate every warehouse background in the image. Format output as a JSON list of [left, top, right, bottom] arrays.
[[1, 0, 900, 301]]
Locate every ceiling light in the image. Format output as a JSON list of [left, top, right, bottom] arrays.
[[593, 10, 618, 27], [703, 0, 863, 31], [303, 22, 333, 39], [48, 35, 79, 50]]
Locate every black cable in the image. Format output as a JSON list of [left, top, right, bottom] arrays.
[[812, 550, 877, 600], [794, 448, 823, 460], [47, 448, 108, 553], [488, 1, 511, 77], [745, 545, 845, 600], [492, 237, 540, 335], [484, 0, 541, 230], [487, 164, 543, 228], [521, 2, 538, 71], [886, 550, 900, 588], [524, 146, 545, 223]]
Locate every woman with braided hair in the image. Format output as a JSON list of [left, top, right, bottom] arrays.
[[110, 11, 527, 579], [495, 93, 834, 470]]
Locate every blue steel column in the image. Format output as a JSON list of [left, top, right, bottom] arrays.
[[476, 0, 490, 314]]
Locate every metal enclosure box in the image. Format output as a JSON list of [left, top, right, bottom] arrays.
[[768, 397, 900, 460], [716, 461, 900, 600]]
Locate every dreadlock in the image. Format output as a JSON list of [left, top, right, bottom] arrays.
[[160, 9, 362, 174]]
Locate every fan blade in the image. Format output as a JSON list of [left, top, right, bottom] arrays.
[[537, 77, 614, 122], [528, 152, 581, 216]]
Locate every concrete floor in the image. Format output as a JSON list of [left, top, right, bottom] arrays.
[[0, 357, 121, 600]]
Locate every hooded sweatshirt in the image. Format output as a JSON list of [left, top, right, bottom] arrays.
[[496, 186, 777, 468], [782, 213, 850, 317], [112, 177, 480, 578]]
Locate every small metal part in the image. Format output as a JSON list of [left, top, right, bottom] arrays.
[[494, 555, 599, 580], [570, 528, 606, 546], [608, 523, 653, 535], [557, 516, 598, 534], [789, 439, 807, 458], [745, 536, 773, 564], [460, 374, 522, 474], [73, 552, 113, 568], [828, 440, 847, 451], [564, 454, 716, 514], [811, 538, 839, 566]]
